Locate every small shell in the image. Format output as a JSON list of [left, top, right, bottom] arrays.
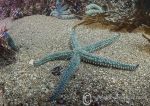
[[29, 59, 34, 65]]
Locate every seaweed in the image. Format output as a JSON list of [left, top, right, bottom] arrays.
[[111, 0, 150, 32], [77, 1, 150, 35], [142, 26, 150, 42], [72, 3, 111, 27], [65, 0, 87, 15], [0, 0, 48, 19], [74, 13, 113, 30], [0, 0, 87, 19]]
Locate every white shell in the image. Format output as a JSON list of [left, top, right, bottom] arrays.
[[29, 59, 34, 65]]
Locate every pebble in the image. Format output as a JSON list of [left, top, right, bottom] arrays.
[[29, 59, 34, 65], [51, 65, 63, 76]]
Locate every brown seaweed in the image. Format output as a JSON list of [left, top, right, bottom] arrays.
[[74, 13, 113, 30], [142, 26, 150, 41], [111, 0, 150, 32]]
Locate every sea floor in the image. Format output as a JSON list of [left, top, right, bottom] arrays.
[[0, 15, 150, 105]]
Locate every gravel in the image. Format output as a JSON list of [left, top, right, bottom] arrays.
[[0, 15, 150, 105]]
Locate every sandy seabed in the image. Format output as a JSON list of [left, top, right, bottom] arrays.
[[0, 15, 150, 105]]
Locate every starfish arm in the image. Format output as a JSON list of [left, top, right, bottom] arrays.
[[81, 51, 139, 71], [82, 34, 120, 53], [50, 10, 58, 16], [59, 14, 76, 20], [85, 9, 104, 16], [50, 54, 81, 101], [70, 29, 81, 49], [86, 4, 103, 11], [33, 51, 72, 67], [61, 9, 71, 15], [4, 32, 18, 51], [61, 4, 69, 11]]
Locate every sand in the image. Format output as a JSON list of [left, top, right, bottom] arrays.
[[0, 15, 150, 105]]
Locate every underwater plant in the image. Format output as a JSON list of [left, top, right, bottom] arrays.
[[0, 0, 24, 19], [142, 26, 150, 42], [76, 0, 150, 35], [33, 27, 139, 102], [110, 0, 150, 32], [75, 3, 114, 29], [65, 0, 87, 15], [11, 8, 23, 19], [74, 13, 112, 30], [0, 0, 88, 19], [0, 0, 87, 20], [0, 0, 48, 19]]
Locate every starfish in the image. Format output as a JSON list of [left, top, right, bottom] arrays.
[[0, 26, 17, 51], [33, 29, 139, 101], [85, 3, 105, 16], [50, 0, 76, 20]]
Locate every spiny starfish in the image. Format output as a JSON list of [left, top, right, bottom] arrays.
[[50, 0, 75, 20], [85, 3, 105, 16], [33, 29, 139, 101]]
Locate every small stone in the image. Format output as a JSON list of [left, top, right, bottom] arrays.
[[29, 59, 34, 65], [50, 82, 54, 88], [51, 66, 63, 76], [56, 98, 66, 105]]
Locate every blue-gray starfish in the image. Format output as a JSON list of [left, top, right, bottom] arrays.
[[33, 29, 139, 101], [50, 0, 76, 20]]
